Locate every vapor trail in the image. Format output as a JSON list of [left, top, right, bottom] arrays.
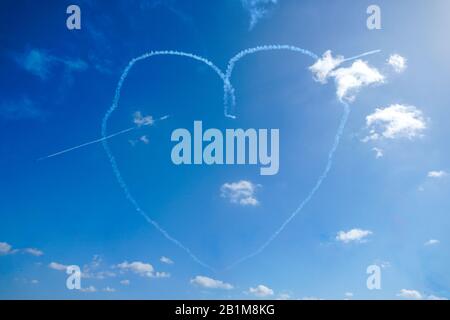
[[38, 115, 170, 161], [343, 49, 381, 62], [38, 127, 135, 161]]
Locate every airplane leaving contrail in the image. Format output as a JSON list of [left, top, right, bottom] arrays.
[[38, 115, 170, 161]]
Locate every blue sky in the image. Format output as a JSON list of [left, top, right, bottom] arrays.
[[1, 0, 450, 300]]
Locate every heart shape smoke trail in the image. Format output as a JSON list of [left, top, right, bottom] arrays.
[[102, 45, 357, 271]]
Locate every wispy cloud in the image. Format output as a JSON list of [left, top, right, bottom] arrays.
[[363, 104, 426, 141], [80, 285, 97, 293], [133, 111, 154, 127], [344, 292, 354, 299], [247, 284, 274, 297], [49, 262, 69, 271], [23, 248, 44, 257], [116, 261, 169, 278], [220, 180, 260, 206], [120, 279, 130, 285], [0, 97, 43, 121], [241, 0, 278, 30], [427, 170, 447, 178], [336, 228, 372, 243], [81, 255, 116, 279], [397, 289, 422, 299], [396, 289, 448, 300], [190, 275, 233, 290], [424, 239, 440, 246], [0, 242, 44, 256], [0, 242, 15, 255], [427, 295, 448, 300], [14, 48, 88, 81], [302, 296, 323, 300], [276, 293, 291, 300]]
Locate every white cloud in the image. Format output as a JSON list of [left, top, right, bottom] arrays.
[[364, 104, 426, 141], [330, 60, 384, 101], [116, 261, 169, 278], [80, 285, 97, 293], [397, 289, 423, 300], [160, 256, 174, 265], [31, 279, 39, 285], [140, 135, 149, 144], [133, 111, 154, 127], [424, 239, 440, 246], [116, 261, 154, 277], [0, 242, 43, 256], [345, 292, 354, 298], [103, 286, 116, 292], [387, 54, 407, 73], [397, 289, 447, 300], [155, 271, 171, 278], [310, 52, 384, 101], [276, 293, 291, 300], [24, 248, 44, 257], [336, 228, 372, 243], [248, 284, 274, 297], [241, 0, 278, 30], [372, 147, 384, 159], [190, 276, 233, 290], [309, 51, 344, 83], [0, 242, 13, 255], [49, 262, 69, 271], [220, 180, 260, 206], [120, 279, 130, 286], [428, 170, 447, 178], [427, 295, 448, 300]]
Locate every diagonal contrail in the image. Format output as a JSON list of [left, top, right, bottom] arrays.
[[38, 115, 170, 161], [343, 49, 381, 62]]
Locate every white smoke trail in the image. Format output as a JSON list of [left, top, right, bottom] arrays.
[[224, 45, 319, 118], [97, 47, 378, 271], [101, 50, 229, 272], [225, 103, 351, 270]]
